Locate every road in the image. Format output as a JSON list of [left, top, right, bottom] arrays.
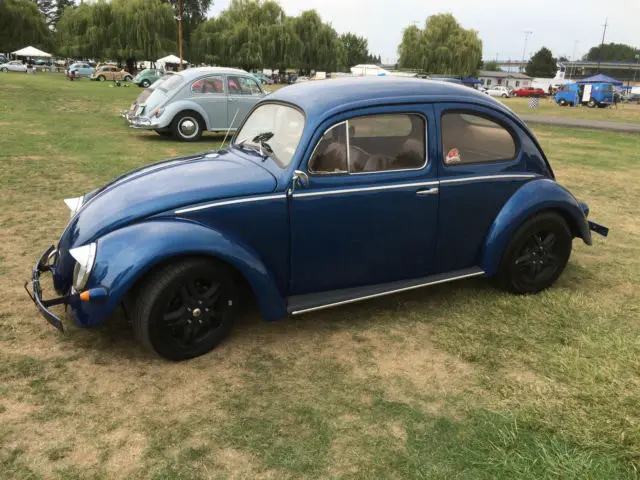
[[520, 114, 640, 133]]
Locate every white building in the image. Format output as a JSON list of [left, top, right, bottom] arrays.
[[350, 64, 389, 76], [478, 70, 532, 89]]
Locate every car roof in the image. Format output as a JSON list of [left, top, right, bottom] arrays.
[[268, 77, 517, 121], [176, 66, 250, 80]]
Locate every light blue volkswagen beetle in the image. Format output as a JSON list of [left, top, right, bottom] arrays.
[[30, 77, 608, 360], [123, 66, 265, 141]]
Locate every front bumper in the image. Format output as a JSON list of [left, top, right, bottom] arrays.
[[26, 245, 79, 332]]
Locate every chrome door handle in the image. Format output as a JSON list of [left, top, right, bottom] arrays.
[[416, 187, 439, 196]]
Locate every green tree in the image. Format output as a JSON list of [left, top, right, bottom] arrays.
[[525, 47, 557, 77], [585, 43, 639, 62], [397, 14, 482, 76], [163, 0, 212, 60], [482, 60, 500, 71], [341, 32, 370, 69], [0, 0, 52, 52]]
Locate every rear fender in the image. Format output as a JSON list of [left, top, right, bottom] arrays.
[[481, 179, 591, 276], [160, 101, 210, 129], [72, 218, 286, 326]]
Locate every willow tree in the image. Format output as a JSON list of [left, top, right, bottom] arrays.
[[0, 0, 52, 52], [397, 14, 482, 76], [57, 0, 176, 69]]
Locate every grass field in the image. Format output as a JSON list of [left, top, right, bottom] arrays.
[[1, 73, 640, 479], [501, 96, 640, 124]]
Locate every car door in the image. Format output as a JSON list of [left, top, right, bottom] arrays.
[[435, 104, 534, 273], [226, 75, 263, 130], [9, 62, 21, 72], [289, 106, 440, 295], [190, 75, 228, 131]]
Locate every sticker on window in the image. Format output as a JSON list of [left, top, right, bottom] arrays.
[[446, 148, 461, 164]]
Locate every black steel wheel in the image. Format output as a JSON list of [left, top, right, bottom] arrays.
[[498, 212, 572, 294], [133, 258, 238, 360]]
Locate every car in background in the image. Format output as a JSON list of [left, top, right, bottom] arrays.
[[133, 68, 164, 88], [121, 73, 176, 122], [510, 87, 545, 97], [122, 67, 265, 141], [294, 76, 310, 83], [0, 54, 8, 64], [0, 61, 28, 73], [252, 72, 273, 85], [66, 62, 94, 78], [484, 85, 510, 98], [555, 82, 614, 108], [31, 77, 609, 360], [91, 65, 133, 82]]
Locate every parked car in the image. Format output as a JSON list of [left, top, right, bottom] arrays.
[[554, 82, 614, 108], [252, 72, 273, 85], [30, 77, 609, 360], [484, 85, 510, 98], [66, 62, 94, 78], [0, 54, 8, 64], [133, 68, 164, 88], [0, 61, 27, 73], [91, 65, 133, 82], [294, 76, 310, 83], [122, 67, 265, 141], [510, 87, 545, 97]]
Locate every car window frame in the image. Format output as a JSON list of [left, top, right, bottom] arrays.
[[306, 112, 429, 177], [439, 109, 520, 168]]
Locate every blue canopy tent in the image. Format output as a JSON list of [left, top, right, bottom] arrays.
[[462, 77, 481, 86], [580, 73, 623, 86]]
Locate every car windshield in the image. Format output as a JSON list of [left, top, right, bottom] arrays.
[[158, 74, 184, 92], [233, 103, 305, 168]]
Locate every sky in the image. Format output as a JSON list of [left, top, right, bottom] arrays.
[[210, 0, 640, 64]]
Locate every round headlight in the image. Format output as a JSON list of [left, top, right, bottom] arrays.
[[69, 243, 97, 291]]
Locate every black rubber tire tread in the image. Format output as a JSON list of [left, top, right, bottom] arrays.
[[171, 111, 204, 142], [132, 257, 237, 361], [498, 211, 572, 294], [141, 80, 150, 88]]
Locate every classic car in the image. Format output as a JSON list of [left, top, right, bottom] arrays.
[[252, 72, 273, 85], [510, 87, 546, 97], [66, 62, 94, 78], [555, 82, 615, 108], [0, 61, 28, 73], [122, 67, 265, 141], [121, 73, 176, 126], [29, 77, 608, 361], [133, 68, 164, 88], [91, 65, 133, 82], [484, 85, 511, 98]]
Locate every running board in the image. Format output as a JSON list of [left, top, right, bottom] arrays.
[[287, 267, 485, 315]]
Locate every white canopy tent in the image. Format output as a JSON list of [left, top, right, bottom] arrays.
[[12, 46, 52, 58], [157, 54, 187, 66]]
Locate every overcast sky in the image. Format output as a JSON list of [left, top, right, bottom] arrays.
[[210, 0, 639, 64]]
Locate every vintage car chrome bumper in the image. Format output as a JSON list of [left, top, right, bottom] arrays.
[[121, 110, 155, 129], [25, 245, 78, 332]]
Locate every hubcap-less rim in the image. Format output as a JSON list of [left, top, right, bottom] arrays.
[[160, 278, 227, 347], [513, 231, 559, 285], [179, 117, 198, 139]]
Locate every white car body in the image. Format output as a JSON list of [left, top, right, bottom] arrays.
[[0, 61, 28, 73], [485, 86, 511, 98]]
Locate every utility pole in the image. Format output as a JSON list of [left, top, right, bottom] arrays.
[[569, 40, 578, 80], [178, 0, 183, 71], [597, 18, 607, 73], [521, 31, 532, 72]]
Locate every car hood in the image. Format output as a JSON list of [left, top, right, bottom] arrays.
[[61, 150, 277, 247]]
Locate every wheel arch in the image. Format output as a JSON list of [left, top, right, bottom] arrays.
[[71, 218, 287, 327], [480, 179, 591, 276], [165, 102, 210, 130]]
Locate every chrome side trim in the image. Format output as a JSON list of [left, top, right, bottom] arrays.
[[174, 194, 286, 214], [293, 180, 439, 198], [439, 174, 537, 185], [290, 270, 485, 315]]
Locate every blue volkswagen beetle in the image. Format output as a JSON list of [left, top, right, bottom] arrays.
[[28, 78, 608, 360]]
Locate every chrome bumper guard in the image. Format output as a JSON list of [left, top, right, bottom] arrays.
[[25, 245, 78, 332]]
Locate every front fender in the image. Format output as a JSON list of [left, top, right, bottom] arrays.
[[159, 101, 210, 129], [481, 179, 591, 276], [72, 217, 286, 326]]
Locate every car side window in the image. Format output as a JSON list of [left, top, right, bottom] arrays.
[[441, 112, 516, 165], [308, 122, 348, 174], [349, 114, 426, 173], [240, 77, 262, 95], [191, 75, 224, 95]]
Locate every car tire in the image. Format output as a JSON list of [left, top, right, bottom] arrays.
[[171, 111, 204, 142], [587, 99, 597, 108], [512, 92, 518, 97], [1, 68, 7, 72], [124, 75, 133, 82], [558, 99, 567, 106], [502, 93, 508, 98], [141, 79, 151, 88], [97, 75, 105, 82], [498, 212, 572, 294], [132, 257, 238, 361]]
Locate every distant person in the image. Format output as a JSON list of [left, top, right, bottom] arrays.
[[548, 85, 553, 96]]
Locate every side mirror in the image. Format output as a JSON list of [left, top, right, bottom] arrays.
[[292, 170, 309, 187]]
